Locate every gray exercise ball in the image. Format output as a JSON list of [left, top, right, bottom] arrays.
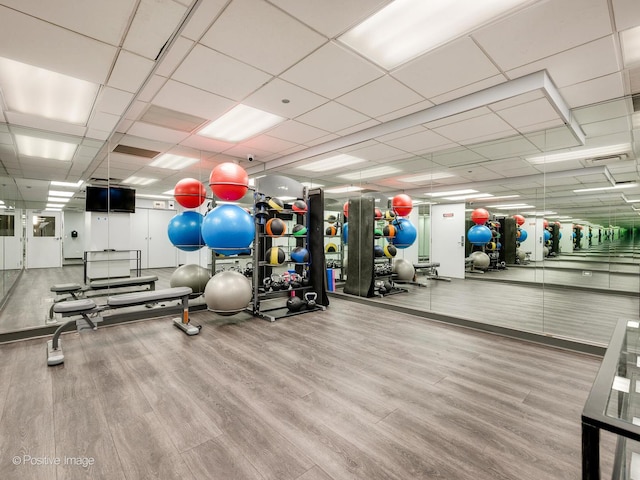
[[393, 258, 415, 281], [516, 248, 526, 263], [204, 270, 252, 316], [469, 251, 490, 270], [170, 264, 211, 295], [543, 246, 549, 257]]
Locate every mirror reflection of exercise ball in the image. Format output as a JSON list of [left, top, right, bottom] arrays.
[[467, 225, 492, 245], [517, 228, 528, 242], [516, 249, 526, 263], [469, 251, 490, 270], [204, 271, 252, 315], [543, 230, 551, 242], [170, 264, 211, 296], [393, 258, 415, 281], [543, 246, 549, 257]]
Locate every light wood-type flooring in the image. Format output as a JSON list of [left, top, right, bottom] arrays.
[[0, 298, 613, 479]]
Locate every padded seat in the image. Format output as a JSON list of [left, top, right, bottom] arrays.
[[107, 287, 192, 307], [50, 283, 83, 293], [53, 299, 97, 314], [88, 275, 158, 289]]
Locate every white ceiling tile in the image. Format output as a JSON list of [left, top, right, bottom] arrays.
[[582, 116, 633, 137], [240, 135, 299, 154], [116, 118, 135, 133], [297, 102, 370, 132], [107, 50, 155, 93], [172, 44, 272, 100], [95, 87, 134, 116], [393, 37, 500, 100], [281, 42, 384, 99], [86, 129, 111, 141], [267, 120, 331, 144], [573, 98, 632, 124], [181, 0, 228, 41], [270, 0, 391, 38], [0, 0, 135, 46], [506, 36, 620, 89], [153, 80, 234, 121], [0, 132, 12, 144], [424, 107, 492, 130], [473, 0, 612, 71], [337, 118, 379, 136], [179, 134, 234, 153], [127, 122, 190, 143], [518, 118, 566, 134], [375, 125, 428, 143], [137, 75, 168, 103], [123, 0, 187, 60], [430, 148, 485, 167], [525, 126, 583, 152], [429, 75, 507, 105], [89, 112, 121, 133], [376, 99, 434, 123], [434, 114, 515, 143], [5, 112, 87, 138], [559, 73, 625, 108], [497, 98, 561, 130], [342, 142, 409, 163], [336, 75, 425, 118], [243, 79, 329, 118], [125, 101, 149, 121], [0, 6, 117, 84], [470, 136, 540, 160], [201, 0, 326, 75], [155, 36, 195, 77], [613, 0, 640, 31], [384, 129, 454, 154]]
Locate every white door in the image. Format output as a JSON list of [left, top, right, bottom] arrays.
[[130, 209, 149, 269], [148, 209, 176, 268], [26, 210, 62, 269], [0, 211, 23, 270], [430, 203, 466, 279]]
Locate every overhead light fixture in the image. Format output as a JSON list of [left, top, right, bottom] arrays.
[[573, 183, 638, 193], [521, 210, 557, 216], [339, 0, 533, 69], [296, 154, 366, 173], [47, 196, 70, 203], [478, 195, 520, 202], [50, 180, 83, 188], [197, 104, 284, 142], [443, 193, 493, 201], [300, 181, 325, 188], [493, 203, 534, 209], [324, 185, 365, 194], [137, 194, 173, 200], [621, 26, 640, 67], [122, 176, 158, 186], [162, 189, 175, 195], [526, 144, 631, 164], [149, 153, 199, 170], [48, 190, 74, 198], [46, 203, 66, 209], [339, 166, 400, 180], [427, 189, 477, 198], [399, 172, 455, 183], [15, 134, 77, 161], [0, 57, 99, 124]]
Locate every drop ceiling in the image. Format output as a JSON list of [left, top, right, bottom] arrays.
[[0, 0, 638, 228]]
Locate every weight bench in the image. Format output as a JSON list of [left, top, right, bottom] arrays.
[[49, 275, 158, 320], [46, 286, 199, 366], [414, 262, 451, 282]]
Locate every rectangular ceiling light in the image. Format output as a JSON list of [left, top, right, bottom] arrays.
[[399, 172, 454, 183], [122, 176, 158, 186], [492, 203, 532, 208], [621, 26, 640, 67], [339, 0, 532, 69], [50, 180, 83, 188], [300, 181, 325, 188], [46, 203, 66, 209], [573, 183, 639, 193], [47, 196, 70, 203], [480, 195, 520, 202], [137, 194, 173, 200], [443, 193, 493, 201], [527, 144, 631, 164], [48, 190, 75, 198], [15, 135, 77, 161], [339, 166, 400, 180], [296, 154, 366, 173], [427, 189, 477, 198], [149, 153, 199, 170], [197, 104, 284, 142], [494, 205, 535, 210], [0, 57, 99, 124], [324, 186, 365, 194]]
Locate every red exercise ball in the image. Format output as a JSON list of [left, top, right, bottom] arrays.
[[174, 178, 206, 208], [543, 219, 549, 229], [392, 194, 413, 217], [374, 207, 383, 220], [343, 201, 349, 221], [513, 214, 525, 226], [471, 208, 490, 225], [209, 162, 249, 201]]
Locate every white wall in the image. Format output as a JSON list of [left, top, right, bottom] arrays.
[[85, 212, 131, 251], [62, 211, 85, 259], [559, 222, 573, 254]]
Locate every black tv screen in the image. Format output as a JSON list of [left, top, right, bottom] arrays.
[[85, 186, 136, 213]]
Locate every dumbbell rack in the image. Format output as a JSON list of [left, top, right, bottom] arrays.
[[250, 189, 326, 322], [373, 258, 408, 297]]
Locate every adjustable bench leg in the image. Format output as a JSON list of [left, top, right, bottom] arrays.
[[173, 295, 200, 335], [47, 319, 75, 366]]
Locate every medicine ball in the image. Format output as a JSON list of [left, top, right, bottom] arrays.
[[326, 242, 338, 253], [374, 207, 383, 220], [383, 224, 397, 238], [383, 210, 396, 222], [265, 218, 286, 237], [326, 225, 337, 236], [291, 246, 310, 263], [292, 224, 307, 236], [286, 296, 305, 312], [374, 228, 383, 239], [374, 245, 384, 257], [265, 247, 286, 265], [268, 196, 284, 211], [383, 244, 397, 258], [327, 214, 337, 224], [292, 200, 307, 214]]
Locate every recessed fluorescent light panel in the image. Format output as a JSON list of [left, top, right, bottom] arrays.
[[149, 153, 199, 170], [122, 176, 158, 186], [47, 197, 70, 203], [46, 203, 66, 209], [443, 193, 493, 201], [527, 144, 631, 164], [493, 203, 533, 209], [300, 181, 325, 188], [137, 194, 173, 200], [297, 154, 366, 173], [427, 189, 477, 198], [324, 186, 365, 194], [197, 104, 284, 142], [400, 172, 455, 183], [621, 26, 640, 67], [50, 180, 83, 188], [0, 57, 99, 124], [573, 183, 638, 193], [15, 135, 77, 161], [48, 190, 74, 198], [339, 166, 400, 180], [339, 0, 533, 69]]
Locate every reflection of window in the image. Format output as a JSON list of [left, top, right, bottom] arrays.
[[0, 215, 15, 236], [32, 215, 55, 237]]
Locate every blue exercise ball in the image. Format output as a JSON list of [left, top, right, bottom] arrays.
[[168, 211, 204, 251], [342, 223, 348, 243], [201, 204, 254, 256], [543, 230, 551, 242], [390, 218, 417, 249], [559, 231, 562, 239], [467, 224, 492, 245], [517, 228, 528, 242], [374, 245, 384, 257]]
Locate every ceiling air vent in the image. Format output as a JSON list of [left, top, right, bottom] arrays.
[[112, 144, 160, 158], [140, 105, 207, 132], [88, 177, 123, 184], [583, 153, 630, 165]]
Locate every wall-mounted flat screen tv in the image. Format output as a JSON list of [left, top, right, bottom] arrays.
[[85, 186, 136, 213]]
